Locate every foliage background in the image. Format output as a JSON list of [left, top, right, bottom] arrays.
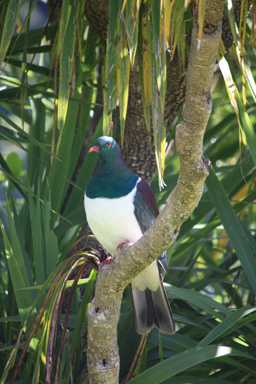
[[0, 0, 256, 383]]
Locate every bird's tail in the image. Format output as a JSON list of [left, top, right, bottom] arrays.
[[131, 275, 175, 335]]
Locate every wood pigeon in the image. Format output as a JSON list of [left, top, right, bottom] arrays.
[[84, 136, 175, 335]]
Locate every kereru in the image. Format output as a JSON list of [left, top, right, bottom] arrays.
[[84, 136, 175, 335]]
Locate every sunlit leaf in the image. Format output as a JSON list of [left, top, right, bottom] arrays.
[[218, 54, 246, 145], [0, 0, 27, 67], [103, 0, 118, 136], [124, 0, 142, 65], [117, 6, 130, 146], [197, 0, 207, 46], [243, 52, 256, 103], [236, 88, 256, 166], [198, 306, 256, 347], [169, 0, 185, 60], [57, 0, 72, 56], [151, 0, 166, 189], [129, 343, 255, 383], [164, 0, 175, 44]]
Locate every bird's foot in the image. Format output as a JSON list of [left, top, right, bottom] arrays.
[[100, 256, 114, 267], [117, 240, 133, 251]]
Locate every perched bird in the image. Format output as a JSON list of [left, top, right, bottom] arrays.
[[84, 136, 175, 335]]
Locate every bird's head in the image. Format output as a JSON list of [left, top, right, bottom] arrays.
[[89, 136, 121, 163]]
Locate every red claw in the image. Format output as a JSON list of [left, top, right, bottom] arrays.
[[117, 240, 132, 251], [100, 257, 114, 267], [117, 242, 127, 250]]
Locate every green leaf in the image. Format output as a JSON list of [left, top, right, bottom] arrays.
[[129, 345, 255, 383], [117, 6, 130, 146], [67, 26, 97, 179], [27, 189, 45, 286], [162, 378, 248, 384], [41, 201, 59, 276], [124, 0, 141, 66], [0, 0, 27, 67], [63, 269, 97, 383], [0, 153, 26, 198], [0, 79, 55, 100], [57, 0, 72, 56], [198, 306, 256, 346], [5, 58, 51, 76], [103, 0, 118, 136], [62, 116, 103, 217], [244, 54, 256, 103], [6, 25, 58, 56], [1, 201, 37, 335], [179, 155, 255, 237], [236, 89, 256, 166], [54, 206, 85, 238], [197, 0, 207, 43], [48, 92, 82, 215], [0, 110, 52, 157], [148, 331, 197, 353], [166, 285, 230, 317], [169, 0, 186, 61], [27, 98, 46, 188], [206, 168, 256, 294], [57, 2, 78, 145], [151, 0, 166, 189]]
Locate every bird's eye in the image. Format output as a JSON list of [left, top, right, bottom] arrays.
[[106, 142, 111, 147]]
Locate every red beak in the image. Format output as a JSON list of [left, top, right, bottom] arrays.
[[89, 146, 99, 153]]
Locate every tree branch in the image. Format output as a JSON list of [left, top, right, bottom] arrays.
[[86, 1, 225, 383]]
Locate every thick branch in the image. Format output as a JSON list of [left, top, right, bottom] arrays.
[[86, 1, 225, 383]]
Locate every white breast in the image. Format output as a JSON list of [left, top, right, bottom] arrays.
[[84, 183, 160, 292], [84, 185, 142, 256]]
